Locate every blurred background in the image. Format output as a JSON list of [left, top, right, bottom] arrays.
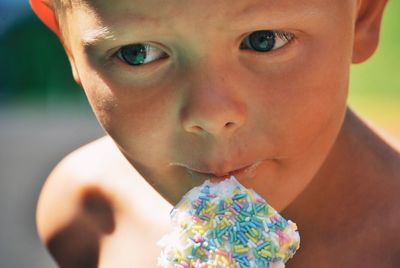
[[0, 1, 399, 267]]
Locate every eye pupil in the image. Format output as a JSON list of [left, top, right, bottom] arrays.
[[120, 44, 147, 65], [249, 30, 275, 52]]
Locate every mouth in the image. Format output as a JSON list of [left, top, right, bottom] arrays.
[[173, 161, 264, 182]]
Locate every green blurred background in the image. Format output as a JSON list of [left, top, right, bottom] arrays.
[[348, 0, 400, 140]]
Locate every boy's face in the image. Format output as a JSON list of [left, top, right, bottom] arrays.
[[63, 0, 357, 210]]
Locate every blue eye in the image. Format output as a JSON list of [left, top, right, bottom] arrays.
[[241, 30, 294, 52], [117, 44, 167, 66]]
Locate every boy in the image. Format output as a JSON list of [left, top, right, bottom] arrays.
[[30, 0, 400, 267]]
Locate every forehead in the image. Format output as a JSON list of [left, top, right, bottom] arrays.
[[70, 0, 344, 26], [66, 0, 354, 48], [75, 0, 276, 17]]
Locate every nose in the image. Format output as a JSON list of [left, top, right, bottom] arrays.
[[180, 68, 247, 136]]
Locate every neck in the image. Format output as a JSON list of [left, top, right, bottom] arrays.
[[283, 108, 400, 235]]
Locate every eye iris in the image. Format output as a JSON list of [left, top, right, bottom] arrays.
[[249, 30, 275, 52], [120, 44, 147, 65]]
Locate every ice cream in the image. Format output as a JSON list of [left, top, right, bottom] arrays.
[[158, 176, 300, 268]]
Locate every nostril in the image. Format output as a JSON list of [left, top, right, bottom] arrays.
[[225, 122, 235, 129], [191, 125, 204, 132]]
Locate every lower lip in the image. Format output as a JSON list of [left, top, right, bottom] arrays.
[[200, 162, 262, 182]]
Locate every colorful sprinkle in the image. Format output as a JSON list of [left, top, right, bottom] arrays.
[[158, 176, 300, 267]]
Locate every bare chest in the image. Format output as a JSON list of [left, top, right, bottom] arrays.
[[90, 160, 173, 267], [98, 215, 170, 267], [85, 193, 400, 267], [96, 184, 172, 268], [286, 230, 400, 268]]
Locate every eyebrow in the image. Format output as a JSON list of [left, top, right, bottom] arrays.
[[81, 26, 115, 46], [231, 3, 321, 30], [80, 14, 163, 48]]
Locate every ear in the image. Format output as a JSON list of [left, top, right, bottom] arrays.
[[31, 0, 82, 86], [352, 0, 388, 63], [30, 0, 63, 39], [66, 51, 82, 86]]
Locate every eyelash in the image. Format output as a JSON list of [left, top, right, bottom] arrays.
[[115, 30, 295, 67], [240, 30, 294, 51]]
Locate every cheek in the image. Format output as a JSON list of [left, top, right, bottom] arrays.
[[79, 71, 118, 133], [249, 41, 350, 157], [80, 68, 179, 163]]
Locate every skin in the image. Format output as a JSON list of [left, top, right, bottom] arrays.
[[62, 0, 357, 210], [35, 0, 400, 266]]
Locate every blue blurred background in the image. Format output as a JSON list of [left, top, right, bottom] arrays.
[[0, 1, 399, 267]]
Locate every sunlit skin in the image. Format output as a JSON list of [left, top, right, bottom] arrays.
[[61, 0, 357, 211], [34, 0, 400, 266]]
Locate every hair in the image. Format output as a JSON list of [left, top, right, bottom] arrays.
[[50, 0, 73, 17], [49, 0, 75, 43], [51, 0, 73, 10]]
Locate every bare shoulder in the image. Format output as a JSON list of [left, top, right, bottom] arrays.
[[36, 136, 122, 236], [36, 135, 171, 267], [350, 110, 400, 177], [355, 114, 400, 264]]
